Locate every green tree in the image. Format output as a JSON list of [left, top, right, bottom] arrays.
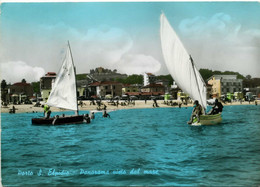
[[156, 74, 174, 85], [1, 79, 7, 90], [31, 82, 40, 94], [199, 68, 245, 82], [246, 75, 252, 80], [1, 80, 8, 103], [76, 74, 87, 80], [199, 69, 214, 81], [124, 74, 143, 84]]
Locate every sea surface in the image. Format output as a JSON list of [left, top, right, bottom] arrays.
[[1, 105, 260, 186]]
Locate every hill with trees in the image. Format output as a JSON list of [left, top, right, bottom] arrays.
[[76, 68, 250, 85], [199, 69, 245, 82]]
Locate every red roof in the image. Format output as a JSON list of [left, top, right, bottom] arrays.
[[143, 84, 164, 88], [141, 92, 164, 96], [45, 72, 56, 76], [89, 82, 101, 86], [125, 92, 164, 96], [125, 92, 141, 96]]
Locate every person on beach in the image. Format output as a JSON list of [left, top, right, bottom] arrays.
[[208, 99, 223, 115], [79, 100, 83, 107], [9, 105, 16, 113], [153, 98, 159, 107], [188, 100, 202, 124], [103, 104, 107, 110], [178, 102, 182, 108], [103, 110, 110, 118]]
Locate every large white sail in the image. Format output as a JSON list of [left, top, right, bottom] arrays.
[[160, 13, 207, 110], [47, 43, 78, 111]]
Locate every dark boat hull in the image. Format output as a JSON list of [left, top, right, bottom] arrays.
[[32, 115, 84, 125]]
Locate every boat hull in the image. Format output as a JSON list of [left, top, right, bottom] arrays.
[[32, 115, 84, 125], [191, 113, 222, 126]]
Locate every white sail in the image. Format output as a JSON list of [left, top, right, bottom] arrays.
[[160, 13, 207, 110], [47, 43, 78, 111]]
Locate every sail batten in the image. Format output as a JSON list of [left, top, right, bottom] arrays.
[[160, 13, 207, 110], [46, 43, 78, 111]]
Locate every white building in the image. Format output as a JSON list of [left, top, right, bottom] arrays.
[[143, 73, 156, 86]]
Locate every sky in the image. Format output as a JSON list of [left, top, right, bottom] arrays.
[[0, 1, 260, 83]]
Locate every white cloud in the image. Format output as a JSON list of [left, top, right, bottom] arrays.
[[178, 13, 260, 77], [70, 25, 162, 75], [1, 23, 163, 80], [179, 13, 240, 40], [79, 25, 134, 67], [0, 61, 45, 84], [115, 54, 161, 75]]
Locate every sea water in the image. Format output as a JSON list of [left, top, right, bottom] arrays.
[[1, 105, 260, 186]]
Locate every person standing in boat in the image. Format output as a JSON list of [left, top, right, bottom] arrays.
[[188, 100, 202, 124], [44, 103, 51, 119]]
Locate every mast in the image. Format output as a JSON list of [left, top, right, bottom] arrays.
[[190, 55, 206, 113], [67, 41, 79, 115]]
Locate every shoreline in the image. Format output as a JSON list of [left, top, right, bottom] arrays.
[[1, 100, 258, 114]]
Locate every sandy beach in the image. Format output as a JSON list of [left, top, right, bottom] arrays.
[[1, 100, 258, 114]]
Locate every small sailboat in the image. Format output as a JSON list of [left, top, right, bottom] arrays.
[[160, 13, 222, 126], [32, 42, 84, 125]]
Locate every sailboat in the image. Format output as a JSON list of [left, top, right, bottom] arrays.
[[160, 13, 222, 126], [32, 42, 84, 125]]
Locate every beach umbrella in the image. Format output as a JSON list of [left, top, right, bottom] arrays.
[[105, 94, 112, 99], [151, 96, 157, 100], [130, 96, 138, 100], [114, 96, 120, 100]]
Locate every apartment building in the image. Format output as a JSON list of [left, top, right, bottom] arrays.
[[207, 75, 243, 98], [40, 72, 56, 100]]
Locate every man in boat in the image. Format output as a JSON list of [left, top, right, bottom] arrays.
[[188, 100, 202, 124], [208, 99, 223, 115], [44, 103, 51, 119]]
